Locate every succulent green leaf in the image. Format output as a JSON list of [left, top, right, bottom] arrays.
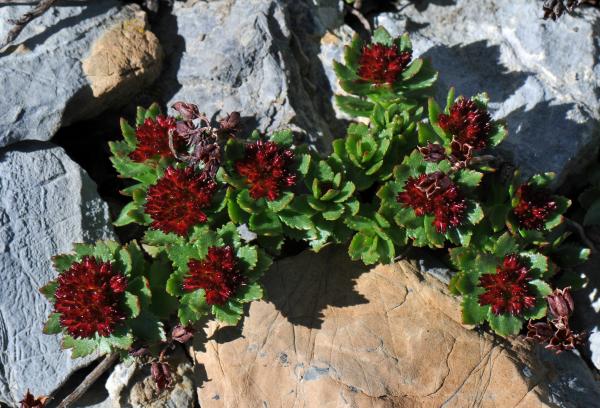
[[238, 282, 263, 303], [461, 295, 488, 325], [62, 335, 98, 358], [335, 95, 373, 117], [212, 300, 244, 325], [322, 203, 346, 221], [372, 27, 393, 46], [529, 173, 555, 189], [135, 106, 146, 126], [269, 130, 293, 147], [146, 103, 160, 119], [487, 312, 522, 337], [456, 169, 483, 190], [40, 280, 59, 302], [398, 33, 412, 52], [120, 118, 137, 148], [444, 87, 455, 113], [237, 189, 264, 213], [249, 212, 283, 236], [298, 153, 312, 176], [520, 252, 548, 279], [267, 191, 294, 213], [129, 310, 166, 343], [123, 292, 141, 318], [237, 245, 258, 272], [178, 291, 209, 325], [43, 313, 62, 335], [493, 233, 518, 257], [52, 254, 77, 273], [401, 58, 423, 81]]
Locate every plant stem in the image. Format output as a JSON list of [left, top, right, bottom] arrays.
[[1, 0, 59, 49], [345, 1, 370, 32], [56, 353, 118, 408], [468, 154, 497, 165], [566, 218, 598, 254]]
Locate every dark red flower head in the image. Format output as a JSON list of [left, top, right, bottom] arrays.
[[418, 143, 446, 163], [438, 98, 492, 154], [183, 246, 246, 305], [547, 287, 575, 319], [478, 254, 536, 316], [235, 140, 296, 201], [128, 115, 186, 163], [145, 167, 217, 236], [54, 257, 128, 338], [397, 172, 466, 233], [527, 317, 585, 354], [513, 184, 558, 231], [358, 43, 412, 84]]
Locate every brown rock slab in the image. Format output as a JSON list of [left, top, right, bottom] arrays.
[[192, 246, 600, 407], [82, 13, 163, 117]]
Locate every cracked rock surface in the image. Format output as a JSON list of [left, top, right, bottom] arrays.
[[0, 1, 162, 148], [0, 142, 116, 406], [193, 246, 600, 407], [377, 0, 600, 185], [157, 0, 348, 150]]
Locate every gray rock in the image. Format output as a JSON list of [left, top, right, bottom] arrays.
[[158, 0, 347, 150], [539, 347, 600, 408], [570, 253, 600, 370], [0, 1, 163, 148], [0, 142, 116, 405], [376, 0, 600, 185]]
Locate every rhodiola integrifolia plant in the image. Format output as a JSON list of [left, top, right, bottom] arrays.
[[37, 27, 589, 395]]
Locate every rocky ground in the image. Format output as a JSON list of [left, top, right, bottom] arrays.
[[2, 0, 600, 407]]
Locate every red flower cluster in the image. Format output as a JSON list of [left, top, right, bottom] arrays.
[[145, 167, 217, 236], [183, 246, 246, 305], [478, 254, 536, 316], [54, 257, 128, 338], [397, 172, 466, 233], [513, 184, 558, 230], [358, 43, 412, 84], [129, 115, 186, 162], [438, 99, 492, 166], [235, 140, 296, 201]]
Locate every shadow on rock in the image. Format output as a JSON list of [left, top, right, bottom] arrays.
[[264, 245, 369, 329], [501, 100, 596, 184], [150, 1, 185, 112], [422, 40, 529, 102], [410, 0, 458, 12]]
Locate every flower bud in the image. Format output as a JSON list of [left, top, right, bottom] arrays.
[[172, 324, 194, 344], [547, 287, 575, 319]]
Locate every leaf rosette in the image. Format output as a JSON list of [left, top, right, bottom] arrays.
[[287, 156, 360, 251], [345, 208, 407, 265], [333, 27, 437, 117], [110, 105, 228, 232], [40, 241, 165, 358], [144, 223, 272, 326], [378, 150, 484, 248], [218, 130, 311, 254], [419, 88, 507, 170], [449, 233, 552, 337], [507, 172, 570, 244]]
